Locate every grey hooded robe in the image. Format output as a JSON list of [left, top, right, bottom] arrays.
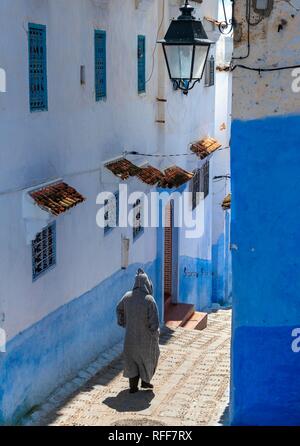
[[116, 270, 160, 383]]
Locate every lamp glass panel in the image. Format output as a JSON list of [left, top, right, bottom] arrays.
[[164, 45, 193, 79], [193, 46, 209, 79]]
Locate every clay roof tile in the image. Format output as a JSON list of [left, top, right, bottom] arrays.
[[30, 182, 85, 216]]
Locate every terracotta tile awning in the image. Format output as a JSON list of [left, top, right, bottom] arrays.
[[30, 182, 86, 216], [191, 137, 222, 159], [106, 159, 141, 180], [159, 166, 194, 189], [105, 158, 194, 189], [136, 166, 164, 186], [222, 193, 231, 210]]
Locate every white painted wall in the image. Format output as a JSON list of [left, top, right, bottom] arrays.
[[0, 0, 223, 341]]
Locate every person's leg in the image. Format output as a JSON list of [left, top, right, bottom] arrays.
[[129, 376, 139, 393]]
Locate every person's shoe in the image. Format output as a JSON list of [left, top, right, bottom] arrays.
[[129, 387, 139, 394], [141, 381, 154, 389]]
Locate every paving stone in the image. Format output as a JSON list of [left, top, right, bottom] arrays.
[[22, 310, 231, 427]]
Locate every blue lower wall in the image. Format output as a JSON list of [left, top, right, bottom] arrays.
[[212, 215, 232, 307], [179, 256, 212, 311], [230, 115, 300, 425], [0, 260, 160, 425], [212, 234, 225, 304]]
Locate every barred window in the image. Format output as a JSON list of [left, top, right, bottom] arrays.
[[133, 198, 144, 240], [32, 222, 56, 281], [192, 161, 210, 210], [104, 192, 119, 234]]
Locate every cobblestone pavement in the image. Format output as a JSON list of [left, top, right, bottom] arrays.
[[24, 309, 231, 427]]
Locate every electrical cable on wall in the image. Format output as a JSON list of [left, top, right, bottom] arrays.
[[231, 63, 300, 72], [231, 0, 300, 72], [124, 150, 195, 158], [232, 0, 251, 60], [124, 146, 230, 159]]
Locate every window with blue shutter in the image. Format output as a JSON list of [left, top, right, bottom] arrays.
[[95, 30, 107, 101], [28, 23, 48, 112], [192, 161, 210, 209], [137, 35, 146, 94], [32, 222, 56, 281], [205, 55, 215, 87]]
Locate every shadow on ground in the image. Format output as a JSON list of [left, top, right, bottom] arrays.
[[218, 404, 230, 426], [103, 389, 155, 413]]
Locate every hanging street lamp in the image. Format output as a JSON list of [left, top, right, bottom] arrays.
[[158, 0, 215, 95]]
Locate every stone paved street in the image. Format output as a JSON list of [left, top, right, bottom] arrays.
[[25, 309, 231, 427]]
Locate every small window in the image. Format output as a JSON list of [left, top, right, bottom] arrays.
[[192, 161, 210, 209], [205, 55, 215, 87], [32, 222, 56, 281], [104, 192, 119, 234], [28, 23, 48, 111], [133, 198, 144, 240], [202, 160, 210, 198], [192, 169, 200, 210], [95, 30, 107, 100], [137, 35, 146, 94]]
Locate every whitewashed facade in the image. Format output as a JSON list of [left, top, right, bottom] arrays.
[[0, 0, 231, 424]]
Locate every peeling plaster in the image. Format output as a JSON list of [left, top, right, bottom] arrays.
[[232, 0, 300, 120]]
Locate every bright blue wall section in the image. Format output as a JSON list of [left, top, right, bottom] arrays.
[[212, 214, 232, 307], [0, 260, 159, 425], [212, 234, 225, 304], [230, 115, 300, 425], [232, 325, 300, 425], [179, 256, 212, 311]]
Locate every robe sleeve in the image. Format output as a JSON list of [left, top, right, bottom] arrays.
[[116, 297, 126, 328], [147, 297, 160, 333]]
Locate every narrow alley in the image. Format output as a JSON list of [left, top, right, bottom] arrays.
[[23, 310, 231, 427]]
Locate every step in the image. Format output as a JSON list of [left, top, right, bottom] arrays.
[[182, 312, 208, 331], [165, 303, 195, 330]]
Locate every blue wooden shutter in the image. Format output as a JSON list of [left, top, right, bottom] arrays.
[[95, 30, 107, 100], [137, 35, 146, 94], [28, 23, 48, 111]]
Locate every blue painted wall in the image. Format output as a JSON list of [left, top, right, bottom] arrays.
[[212, 213, 232, 307], [0, 260, 160, 425], [179, 256, 212, 311], [212, 234, 225, 304], [230, 115, 300, 425]]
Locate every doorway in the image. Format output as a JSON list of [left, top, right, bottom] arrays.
[[164, 201, 179, 321]]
